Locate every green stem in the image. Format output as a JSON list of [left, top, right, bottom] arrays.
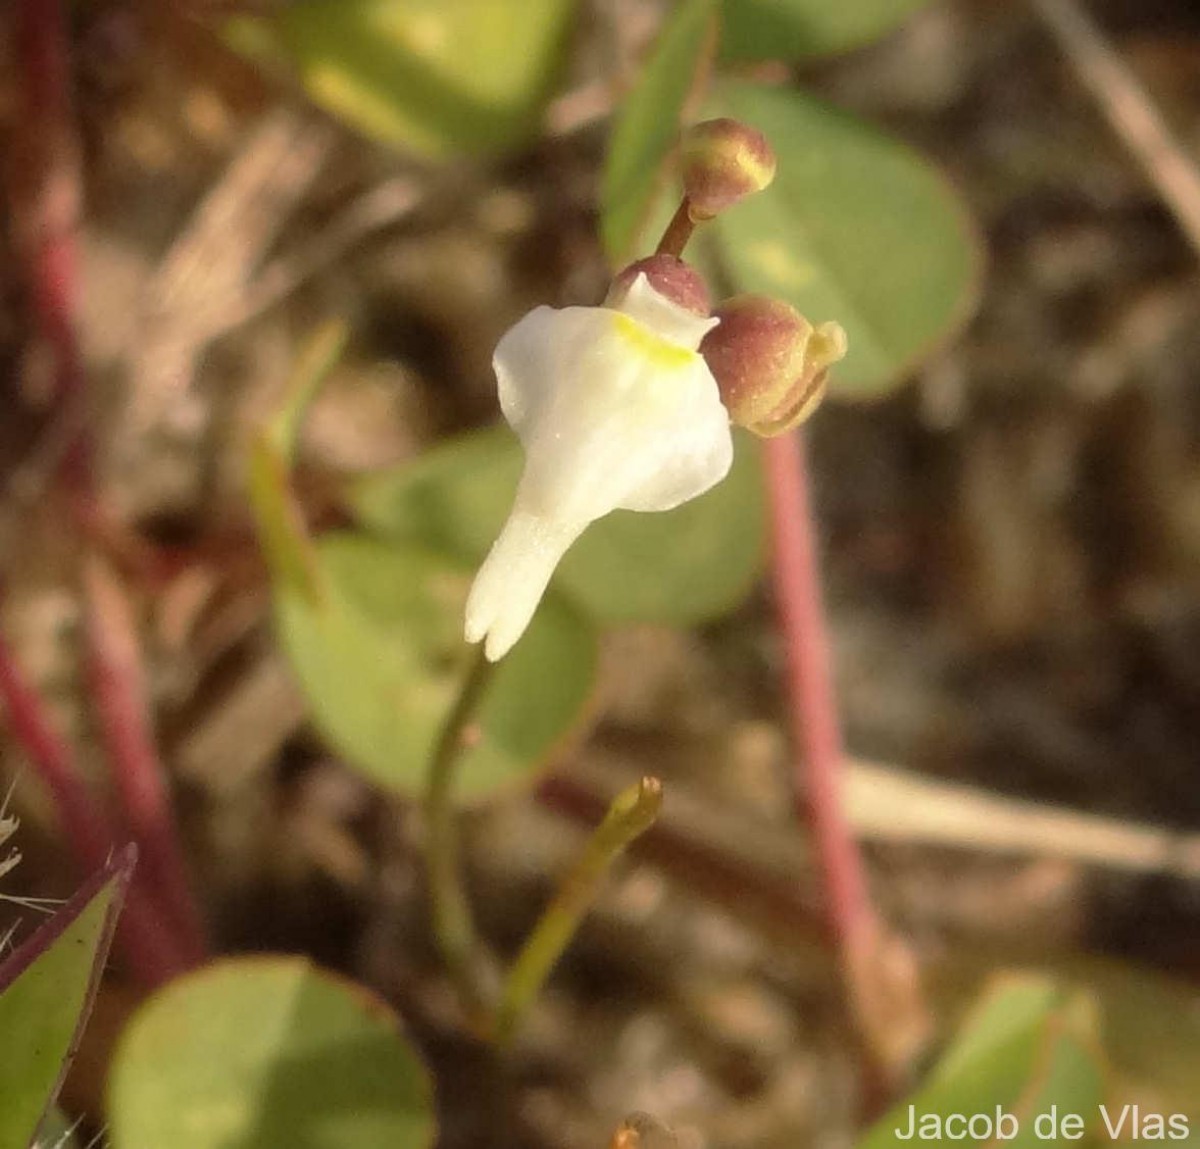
[[424, 645, 495, 1023], [493, 776, 663, 1046]]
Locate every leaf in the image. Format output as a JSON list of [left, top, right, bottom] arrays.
[[859, 977, 1106, 1149], [721, 0, 934, 61], [710, 80, 982, 400], [274, 532, 598, 800], [560, 437, 766, 623], [601, 0, 718, 262], [257, 0, 577, 157], [350, 427, 518, 564], [348, 425, 767, 626], [931, 956, 1200, 1128], [108, 957, 436, 1149], [0, 847, 135, 1149], [1079, 962, 1200, 1121]]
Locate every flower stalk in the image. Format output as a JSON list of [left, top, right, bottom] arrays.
[[492, 776, 662, 1046], [423, 646, 497, 1026], [654, 199, 697, 260]]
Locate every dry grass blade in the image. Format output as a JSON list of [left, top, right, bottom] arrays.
[[222, 175, 424, 330], [845, 760, 1200, 883], [126, 107, 334, 436], [0, 804, 19, 884], [1029, 0, 1200, 261]]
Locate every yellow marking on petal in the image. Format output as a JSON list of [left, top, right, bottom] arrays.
[[611, 313, 695, 371]]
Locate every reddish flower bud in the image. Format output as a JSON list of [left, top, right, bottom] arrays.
[[701, 294, 847, 436], [680, 118, 777, 220], [606, 254, 710, 317]]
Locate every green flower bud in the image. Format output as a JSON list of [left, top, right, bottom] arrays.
[[680, 118, 777, 220], [606, 254, 710, 317], [701, 294, 847, 436]]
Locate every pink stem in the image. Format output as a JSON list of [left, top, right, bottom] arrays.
[[103, 871, 193, 989], [764, 430, 919, 1106], [0, 631, 185, 987], [83, 558, 208, 964], [12, 0, 88, 465], [11, 0, 203, 985], [0, 632, 109, 869], [764, 433, 873, 952]]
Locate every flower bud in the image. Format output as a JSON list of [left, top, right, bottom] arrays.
[[701, 294, 847, 436], [606, 254, 710, 317], [680, 118, 777, 220]]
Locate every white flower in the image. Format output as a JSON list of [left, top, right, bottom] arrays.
[[464, 273, 733, 661]]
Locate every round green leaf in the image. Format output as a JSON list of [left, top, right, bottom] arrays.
[[0, 850, 132, 1149], [1081, 962, 1200, 1121], [601, 0, 718, 262], [277, 532, 598, 801], [108, 957, 435, 1149], [711, 80, 982, 400], [348, 426, 767, 626], [269, 0, 577, 156], [932, 957, 1200, 1126], [721, 0, 934, 62]]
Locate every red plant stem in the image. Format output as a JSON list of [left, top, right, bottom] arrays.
[[0, 632, 109, 869], [102, 870, 192, 989], [83, 558, 207, 964], [0, 631, 185, 987], [763, 433, 877, 976], [11, 1, 203, 986], [11, 0, 87, 449]]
